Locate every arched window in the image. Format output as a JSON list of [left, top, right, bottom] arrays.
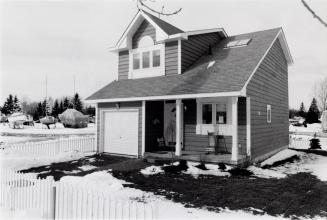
[[138, 36, 154, 48]]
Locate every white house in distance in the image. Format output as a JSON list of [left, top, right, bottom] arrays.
[[87, 10, 293, 165]]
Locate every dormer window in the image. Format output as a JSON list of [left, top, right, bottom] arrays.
[[129, 36, 165, 79]]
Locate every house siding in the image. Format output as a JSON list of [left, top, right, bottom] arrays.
[[118, 50, 129, 80], [132, 20, 156, 49], [165, 41, 179, 76], [181, 33, 220, 73], [183, 99, 232, 153], [246, 38, 289, 160], [96, 101, 143, 157]]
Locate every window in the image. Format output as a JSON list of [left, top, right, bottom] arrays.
[[225, 38, 252, 48], [153, 50, 160, 67], [267, 105, 271, 123], [216, 104, 227, 124], [133, 53, 140, 70], [202, 104, 212, 124], [142, 51, 150, 68]]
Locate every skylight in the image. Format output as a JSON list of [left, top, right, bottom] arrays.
[[225, 38, 252, 48]]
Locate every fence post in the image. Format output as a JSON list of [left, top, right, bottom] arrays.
[[50, 185, 56, 220]]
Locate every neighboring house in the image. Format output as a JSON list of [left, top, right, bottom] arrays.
[[86, 10, 293, 165]]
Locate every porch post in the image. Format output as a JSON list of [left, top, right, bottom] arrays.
[[175, 99, 183, 156], [141, 100, 146, 156], [246, 97, 251, 157], [231, 97, 238, 161]]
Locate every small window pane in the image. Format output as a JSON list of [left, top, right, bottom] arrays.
[[267, 105, 271, 123], [153, 50, 160, 67], [216, 104, 227, 124], [202, 104, 212, 124], [142, 51, 150, 68], [133, 53, 140, 70]]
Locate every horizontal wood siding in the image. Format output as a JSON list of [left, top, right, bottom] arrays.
[[183, 99, 232, 153], [145, 101, 164, 152], [181, 33, 220, 73], [246, 38, 289, 160], [132, 20, 156, 49], [165, 41, 178, 76], [118, 50, 129, 80], [97, 102, 143, 157]]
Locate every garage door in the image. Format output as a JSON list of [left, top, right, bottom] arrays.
[[103, 110, 139, 156]]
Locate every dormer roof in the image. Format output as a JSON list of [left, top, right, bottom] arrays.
[[109, 10, 227, 52]]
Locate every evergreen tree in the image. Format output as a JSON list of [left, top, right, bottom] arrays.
[[52, 99, 60, 118], [2, 94, 15, 115], [309, 133, 321, 149], [299, 102, 306, 118], [63, 97, 70, 111], [306, 98, 320, 123], [59, 100, 64, 114], [72, 93, 83, 112], [13, 95, 22, 112], [33, 102, 43, 120], [83, 106, 95, 116]]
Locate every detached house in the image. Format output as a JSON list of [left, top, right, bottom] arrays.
[[86, 10, 293, 165]]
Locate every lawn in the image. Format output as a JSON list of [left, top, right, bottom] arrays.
[[18, 153, 327, 219]]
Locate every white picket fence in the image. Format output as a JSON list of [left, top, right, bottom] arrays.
[[0, 169, 157, 219], [3, 136, 96, 156]]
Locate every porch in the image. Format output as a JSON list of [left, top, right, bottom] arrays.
[[142, 96, 251, 165]]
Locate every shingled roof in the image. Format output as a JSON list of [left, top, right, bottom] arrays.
[[142, 10, 184, 35], [87, 28, 283, 101]]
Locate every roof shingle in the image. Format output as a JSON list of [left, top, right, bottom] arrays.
[[87, 28, 281, 101]]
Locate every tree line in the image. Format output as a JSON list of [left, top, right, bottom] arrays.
[[1, 93, 95, 121], [289, 98, 322, 124]]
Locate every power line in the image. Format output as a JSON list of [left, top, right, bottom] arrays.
[[301, 0, 327, 28]]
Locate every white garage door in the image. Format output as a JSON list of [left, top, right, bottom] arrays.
[[103, 110, 139, 156]]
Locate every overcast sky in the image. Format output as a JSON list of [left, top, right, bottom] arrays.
[[1, 0, 327, 109]]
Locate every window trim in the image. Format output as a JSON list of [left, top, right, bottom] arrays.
[[129, 43, 165, 79], [267, 104, 271, 123]]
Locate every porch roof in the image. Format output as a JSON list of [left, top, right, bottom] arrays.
[[87, 28, 281, 102]]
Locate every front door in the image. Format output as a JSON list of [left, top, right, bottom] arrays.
[[164, 102, 176, 146]]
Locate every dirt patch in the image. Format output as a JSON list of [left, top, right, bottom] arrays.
[[19, 154, 131, 180], [112, 170, 327, 218]]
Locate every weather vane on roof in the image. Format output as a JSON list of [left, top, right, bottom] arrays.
[[136, 0, 182, 17]]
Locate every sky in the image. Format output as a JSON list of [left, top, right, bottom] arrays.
[[0, 0, 327, 109]]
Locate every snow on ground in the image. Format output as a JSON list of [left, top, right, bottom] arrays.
[[183, 162, 231, 178], [261, 149, 301, 167], [78, 164, 97, 171], [248, 149, 327, 181], [140, 165, 164, 175], [290, 134, 327, 150], [0, 122, 95, 136], [59, 171, 286, 220], [0, 147, 95, 171], [289, 123, 322, 133]]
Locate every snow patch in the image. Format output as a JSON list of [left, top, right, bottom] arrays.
[[260, 149, 300, 167], [79, 164, 97, 171], [183, 162, 231, 178], [207, 61, 215, 69], [248, 166, 286, 179], [140, 165, 164, 175]]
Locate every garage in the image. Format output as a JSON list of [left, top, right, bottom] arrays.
[[102, 109, 139, 156]]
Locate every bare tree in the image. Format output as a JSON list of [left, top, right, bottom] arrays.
[[301, 0, 327, 28], [136, 0, 182, 17], [314, 76, 327, 112]]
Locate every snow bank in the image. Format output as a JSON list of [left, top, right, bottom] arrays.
[[0, 147, 94, 171], [289, 123, 322, 133], [60, 171, 124, 191], [248, 166, 286, 179], [0, 122, 95, 136], [183, 162, 231, 178], [260, 149, 301, 167], [140, 165, 164, 175], [0, 207, 43, 220]]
